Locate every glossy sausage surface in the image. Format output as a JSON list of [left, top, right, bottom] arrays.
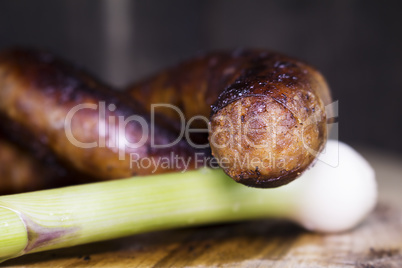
[[0, 49, 209, 183], [128, 49, 332, 187], [0, 48, 331, 191]]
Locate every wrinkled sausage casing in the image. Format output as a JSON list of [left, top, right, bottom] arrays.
[[0, 49, 208, 183], [129, 50, 332, 187], [0, 48, 331, 191]]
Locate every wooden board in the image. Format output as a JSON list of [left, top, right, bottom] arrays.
[[2, 147, 402, 267]]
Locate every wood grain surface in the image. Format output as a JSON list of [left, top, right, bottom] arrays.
[[1, 146, 402, 268]]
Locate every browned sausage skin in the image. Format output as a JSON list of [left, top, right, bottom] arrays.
[[0, 48, 331, 191], [0, 48, 209, 183], [128, 49, 332, 187], [0, 135, 52, 194], [0, 132, 91, 194]]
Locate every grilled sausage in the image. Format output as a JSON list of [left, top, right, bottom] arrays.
[[0, 48, 209, 184], [0, 48, 331, 191], [0, 132, 88, 194], [0, 135, 52, 194], [128, 49, 332, 187]]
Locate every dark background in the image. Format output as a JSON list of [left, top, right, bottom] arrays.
[[0, 0, 401, 155]]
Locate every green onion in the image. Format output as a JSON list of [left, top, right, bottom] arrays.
[[0, 141, 376, 262]]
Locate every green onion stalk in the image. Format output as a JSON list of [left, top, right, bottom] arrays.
[[0, 141, 376, 262]]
